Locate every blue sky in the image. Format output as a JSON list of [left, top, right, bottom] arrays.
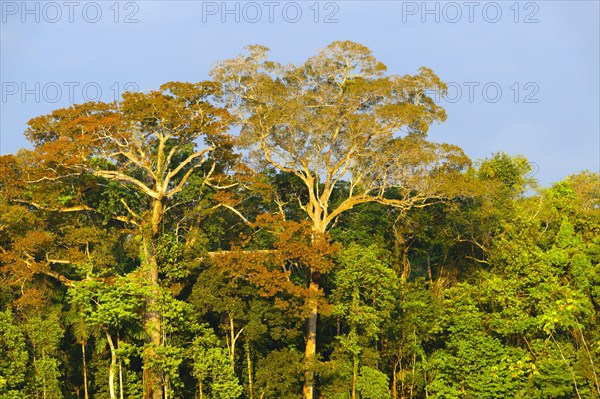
[[1, 0, 598, 186]]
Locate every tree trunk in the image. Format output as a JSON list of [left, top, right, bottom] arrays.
[[142, 234, 163, 399], [106, 331, 117, 399], [410, 327, 417, 399], [392, 359, 398, 399], [423, 359, 429, 399], [228, 313, 241, 368], [119, 360, 124, 399], [303, 275, 319, 399], [118, 332, 125, 399], [350, 293, 359, 399], [33, 352, 39, 399], [352, 353, 358, 399], [143, 199, 164, 399], [42, 350, 47, 399], [303, 217, 326, 399], [82, 341, 89, 399], [246, 336, 254, 399]]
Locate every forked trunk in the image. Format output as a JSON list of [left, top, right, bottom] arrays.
[[227, 313, 244, 369]]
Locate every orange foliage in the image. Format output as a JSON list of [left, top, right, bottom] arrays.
[[211, 214, 338, 316]]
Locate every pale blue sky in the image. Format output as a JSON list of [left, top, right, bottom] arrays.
[[1, 0, 598, 186]]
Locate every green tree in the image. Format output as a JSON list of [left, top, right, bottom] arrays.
[[23, 308, 64, 399], [68, 276, 145, 398], [357, 366, 391, 399], [0, 309, 28, 396], [332, 244, 397, 399], [254, 348, 304, 399], [188, 326, 242, 399]]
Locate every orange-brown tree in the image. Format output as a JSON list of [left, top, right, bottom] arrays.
[[13, 82, 233, 399], [212, 41, 470, 398]]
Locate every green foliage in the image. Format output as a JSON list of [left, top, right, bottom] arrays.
[[357, 366, 391, 399], [333, 244, 398, 337], [478, 152, 533, 193], [429, 284, 530, 398], [188, 326, 242, 399], [0, 309, 27, 395], [254, 348, 303, 399], [68, 277, 145, 329], [23, 310, 64, 399]]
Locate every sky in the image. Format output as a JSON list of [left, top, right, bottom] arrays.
[[1, 0, 598, 186]]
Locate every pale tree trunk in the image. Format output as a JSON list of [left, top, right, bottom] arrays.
[[118, 333, 124, 399], [119, 361, 124, 399], [245, 337, 254, 399], [226, 313, 244, 369], [303, 275, 319, 399], [106, 332, 117, 399], [82, 341, 89, 399], [143, 198, 165, 399], [303, 217, 325, 399]]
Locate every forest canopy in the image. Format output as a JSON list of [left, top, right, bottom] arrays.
[[0, 41, 599, 399]]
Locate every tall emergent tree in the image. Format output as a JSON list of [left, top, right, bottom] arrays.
[[212, 40, 470, 398], [19, 82, 232, 398]]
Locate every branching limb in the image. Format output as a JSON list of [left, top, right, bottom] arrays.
[[13, 199, 94, 213], [213, 203, 252, 226], [93, 170, 159, 199]]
